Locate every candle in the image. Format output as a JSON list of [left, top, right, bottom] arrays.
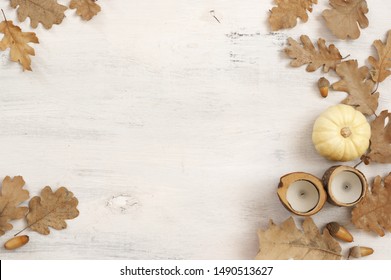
[[286, 180, 320, 213], [277, 172, 327, 216], [329, 171, 363, 204], [323, 165, 367, 207]]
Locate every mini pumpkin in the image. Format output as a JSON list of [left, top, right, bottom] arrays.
[[312, 104, 371, 162]]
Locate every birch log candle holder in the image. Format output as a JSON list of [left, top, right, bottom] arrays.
[[322, 165, 367, 207], [277, 172, 327, 216]]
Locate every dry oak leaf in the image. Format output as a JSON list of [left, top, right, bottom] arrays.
[[269, 0, 318, 31], [361, 110, 391, 164], [255, 217, 342, 260], [10, 0, 68, 29], [70, 0, 101, 21], [352, 173, 391, 236], [0, 176, 29, 236], [285, 35, 342, 72], [332, 60, 378, 116], [368, 30, 391, 83], [26, 186, 79, 235], [0, 20, 39, 71], [322, 0, 368, 40]]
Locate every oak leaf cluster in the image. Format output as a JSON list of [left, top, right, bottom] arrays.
[[0, 176, 79, 244], [269, 0, 369, 40], [0, 0, 102, 71], [263, 0, 391, 262], [284, 27, 391, 164], [352, 173, 391, 236]]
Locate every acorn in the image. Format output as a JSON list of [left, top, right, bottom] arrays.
[[318, 77, 330, 98], [326, 222, 353, 242], [4, 235, 29, 250], [349, 246, 374, 258]]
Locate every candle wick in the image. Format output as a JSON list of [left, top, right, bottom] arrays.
[[300, 191, 306, 197], [344, 185, 350, 190]]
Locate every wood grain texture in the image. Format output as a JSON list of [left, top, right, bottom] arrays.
[[1, 0, 391, 259]]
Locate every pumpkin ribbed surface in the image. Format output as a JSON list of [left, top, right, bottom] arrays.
[[312, 104, 370, 161]]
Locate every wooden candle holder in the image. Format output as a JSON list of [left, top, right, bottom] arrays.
[[277, 172, 327, 216], [322, 165, 367, 207]]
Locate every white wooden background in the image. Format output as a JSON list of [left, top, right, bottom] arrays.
[[1, 0, 391, 259]]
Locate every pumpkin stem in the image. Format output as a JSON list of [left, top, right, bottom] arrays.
[[340, 127, 352, 138]]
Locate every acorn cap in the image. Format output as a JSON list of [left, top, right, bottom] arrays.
[[326, 222, 353, 242]]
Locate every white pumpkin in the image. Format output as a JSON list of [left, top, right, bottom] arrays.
[[312, 104, 371, 162]]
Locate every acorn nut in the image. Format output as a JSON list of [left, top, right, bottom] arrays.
[[326, 222, 353, 242], [349, 246, 374, 258], [4, 235, 29, 250], [318, 77, 330, 98]]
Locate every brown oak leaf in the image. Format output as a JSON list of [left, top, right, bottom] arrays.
[[70, 0, 101, 21], [352, 173, 391, 236], [26, 186, 79, 235], [322, 0, 369, 40], [10, 0, 68, 29], [368, 30, 391, 83], [332, 60, 378, 116], [0, 176, 29, 236], [255, 217, 342, 260], [0, 20, 39, 71], [285, 35, 342, 72], [361, 110, 391, 164], [269, 0, 318, 31]]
